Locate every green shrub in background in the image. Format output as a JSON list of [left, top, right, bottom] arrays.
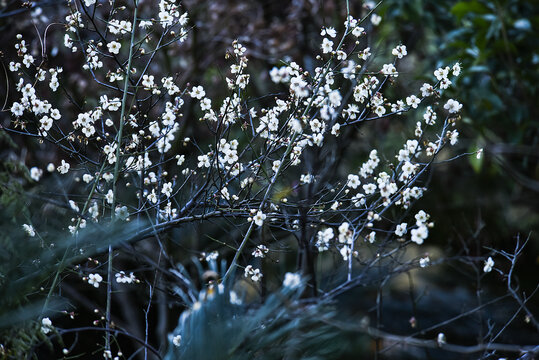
[[380, 0, 539, 260]]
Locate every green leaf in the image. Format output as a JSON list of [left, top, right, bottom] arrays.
[[451, 1, 489, 21]]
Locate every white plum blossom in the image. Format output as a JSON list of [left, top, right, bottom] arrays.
[[272, 160, 281, 173], [411, 225, 428, 245], [11, 102, 24, 117], [340, 245, 352, 261], [392, 44, 407, 58], [483, 257, 494, 273], [252, 244, 269, 258], [283, 272, 302, 289], [415, 210, 430, 224], [420, 83, 435, 97], [197, 154, 210, 168], [172, 335, 182, 347], [347, 174, 361, 189], [419, 256, 430, 268], [142, 74, 155, 89], [381, 63, 398, 77], [366, 231, 376, 243], [434, 66, 450, 81], [437, 333, 446, 346], [105, 190, 114, 204], [448, 129, 459, 145], [452, 62, 461, 76], [57, 160, 70, 174], [395, 223, 407, 237], [321, 38, 333, 54], [320, 27, 337, 38], [338, 222, 353, 245], [444, 99, 462, 114], [363, 183, 377, 195], [352, 26, 365, 37], [88, 273, 103, 288], [406, 95, 420, 109], [244, 265, 262, 282], [316, 228, 334, 251], [41, 318, 53, 334], [115, 206, 129, 220], [190, 85, 206, 99], [30, 167, 43, 181], [115, 271, 137, 284], [22, 224, 36, 237], [371, 14, 382, 26], [253, 210, 266, 227]]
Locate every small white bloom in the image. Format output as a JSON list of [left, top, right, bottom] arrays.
[[300, 174, 313, 184], [395, 223, 407, 237], [147, 189, 158, 204], [11, 102, 24, 117], [452, 62, 461, 76], [252, 244, 269, 258], [57, 160, 70, 174], [30, 167, 43, 181], [320, 27, 337, 38], [41, 317, 53, 334], [87, 273, 103, 288], [434, 66, 450, 81], [483, 257, 494, 273], [197, 154, 210, 168], [420, 83, 434, 97], [444, 99, 462, 114], [392, 44, 407, 59], [105, 189, 114, 204], [23, 224, 36, 237], [340, 245, 352, 261], [411, 225, 428, 245], [437, 333, 446, 346], [476, 148, 483, 159], [230, 290, 242, 305], [448, 130, 459, 145], [406, 95, 420, 109], [253, 210, 266, 227], [176, 154, 185, 166], [272, 160, 281, 173], [366, 231, 376, 244], [102, 172, 114, 182], [347, 174, 360, 189], [371, 14, 382, 26], [363, 183, 377, 195], [115, 206, 129, 220], [142, 74, 155, 89], [321, 38, 333, 54], [69, 200, 80, 212], [352, 26, 365, 37], [381, 63, 398, 77], [107, 41, 121, 55], [172, 335, 182, 347], [419, 256, 430, 268], [244, 265, 263, 282], [283, 272, 301, 289], [190, 85, 206, 100], [82, 174, 94, 183], [115, 271, 137, 284]]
